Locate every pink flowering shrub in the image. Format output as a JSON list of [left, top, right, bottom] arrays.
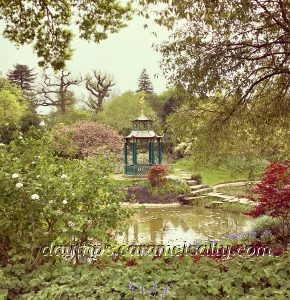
[[52, 121, 123, 159]]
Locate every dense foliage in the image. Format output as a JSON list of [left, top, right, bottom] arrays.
[[0, 90, 27, 126], [247, 160, 290, 237], [166, 94, 287, 175], [52, 121, 123, 159], [140, 0, 290, 120], [249, 216, 284, 238], [47, 108, 92, 127], [0, 76, 41, 144], [0, 132, 129, 266], [97, 92, 160, 135], [1, 252, 290, 299], [0, 0, 133, 70], [190, 173, 202, 184], [150, 178, 190, 196]]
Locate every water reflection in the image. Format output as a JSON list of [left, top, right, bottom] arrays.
[[118, 205, 254, 245]]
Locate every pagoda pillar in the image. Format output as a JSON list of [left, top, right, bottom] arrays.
[[148, 142, 152, 165], [132, 141, 138, 165], [151, 142, 155, 165], [124, 141, 128, 165], [158, 140, 162, 164]]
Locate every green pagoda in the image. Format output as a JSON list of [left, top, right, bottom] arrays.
[[124, 93, 164, 176]]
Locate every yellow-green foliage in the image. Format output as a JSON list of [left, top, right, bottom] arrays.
[[0, 90, 27, 125], [97, 91, 161, 134]]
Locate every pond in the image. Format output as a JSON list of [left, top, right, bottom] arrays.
[[118, 202, 255, 245]]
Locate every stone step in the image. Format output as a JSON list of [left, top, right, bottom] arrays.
[[186, 180, 198, 186], [207, 192, 235, 200], [227, 199, 240, 203], [178, 194, 208, 205], [182, 195, 206, 202], [189, 184, 209, 191], [183, 187, 214, 197], [238, 198, 253, 204], [184, 195, 208, 200]]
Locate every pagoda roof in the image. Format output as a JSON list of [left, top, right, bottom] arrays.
[[125, 130, 163, 139], [132, 114, 151, 122]]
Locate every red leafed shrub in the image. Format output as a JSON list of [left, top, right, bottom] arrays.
[[147, 165, 169, 187], [246, 160, 290, 237], [125, 258, 137, 268], [271, 244, 286, 256], [52, 121, 123, 159]]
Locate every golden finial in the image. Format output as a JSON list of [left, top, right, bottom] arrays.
[[138, 92, 145, 115]]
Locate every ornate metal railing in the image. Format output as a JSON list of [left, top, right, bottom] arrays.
[[125, 164, 151, 176]]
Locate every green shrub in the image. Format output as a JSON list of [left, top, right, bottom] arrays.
[[173, 141, 193, 158], [0, 131, 130, 266], [249, 216, 282, 237], [47, 108, 92, 127], [19, 110, 41, 133], [150, 178, 190, 196], [191, 173, 202, 184], [0, 123, 18, 144]]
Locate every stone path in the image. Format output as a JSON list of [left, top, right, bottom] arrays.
[[207, 192, 257, 206], [179, 179, 257, 206], [178, 179, 214, 205], [209, 181, 260, 206]]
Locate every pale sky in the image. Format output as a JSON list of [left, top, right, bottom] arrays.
[[0, 15, 169, 97]]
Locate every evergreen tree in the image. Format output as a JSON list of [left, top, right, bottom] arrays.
[[136, 69, 154, 94], [7, 64, 37, 92]]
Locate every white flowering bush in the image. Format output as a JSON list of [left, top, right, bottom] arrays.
[[173, 141, 193, 158], [0, 131, 130, 266]]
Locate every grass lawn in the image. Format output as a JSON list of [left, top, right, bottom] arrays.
[[218, 202, 252, 214], [111, 158, 262, 187], [216, 185, 255, 197], [170, 158, 261, 185], [109, 174, 146, 188]]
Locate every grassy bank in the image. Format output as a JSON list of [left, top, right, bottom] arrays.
[[216, 185, 254, 197], [171, 158, 262, 185]]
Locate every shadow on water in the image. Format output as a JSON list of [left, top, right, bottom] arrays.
[[118, 197, 255, 245]]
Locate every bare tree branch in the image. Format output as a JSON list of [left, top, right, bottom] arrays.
[[35, 70, 83, 113], [85, 70, 115, 113]]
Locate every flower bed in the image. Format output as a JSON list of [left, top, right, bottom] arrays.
[[1, 251, 289, 299]]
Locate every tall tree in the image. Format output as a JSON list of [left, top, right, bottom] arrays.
[[85, 71, 115, 113], [36, 70, 82, 114], [140, 0, 290, 120], [0, 90, 26, 126], [137, 69, 155, 94], [97, 91, 158, 134], [7, 64, 36, 92], [0, 1, 133, 70]]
